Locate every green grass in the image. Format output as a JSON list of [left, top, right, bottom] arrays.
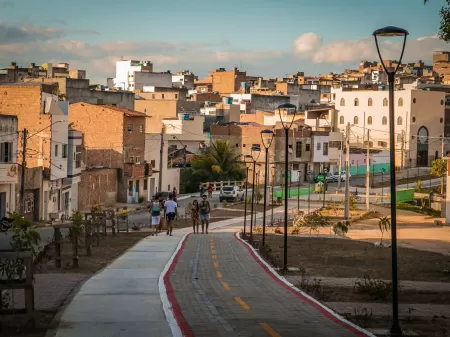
[[396, 202, 441, 217]]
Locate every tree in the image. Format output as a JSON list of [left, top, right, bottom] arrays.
[[191, 140, 245, 183], [424, 0, 450, 42], [431, 158, 447, 194]]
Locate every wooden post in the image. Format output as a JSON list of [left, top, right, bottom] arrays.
[[111, 215, 116, 236], [95, 224, 100, 246], [54, 227, 62, 268], [85, 220, 92, 256], [102, 213, 107, 236], [71, 228, 79, 268]]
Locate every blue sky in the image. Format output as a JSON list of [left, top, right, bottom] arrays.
[[0, 0, 448, 82]]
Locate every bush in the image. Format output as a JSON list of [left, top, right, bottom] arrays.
[[274, 226, 283, 234], [333, 221, 350, 235], [415, 179, 422, 192], [253, 226, 263, 234], [349, 195, 357, 210], [91, 204, 102, 213], [138, 196, 145, 203], [354, 275, 392, 301]]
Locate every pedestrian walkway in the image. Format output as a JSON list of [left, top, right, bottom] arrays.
[[167, 233, 373, 337]]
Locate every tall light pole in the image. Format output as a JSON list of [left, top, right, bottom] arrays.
[[373, 25, 408, 337], [243, 155, 252, 236], [261, 129, 275, 247], [277, 103, 297, 272], [297, 170, 301, 211], [271, 165, 276, 225], [249, 146, 261, 239], [254, 163, 261, 230]]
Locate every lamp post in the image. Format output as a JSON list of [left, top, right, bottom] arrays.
[[254, 164, 261, 230], [249, 146, 261, 239], [243, 155, 252, 236], [271, 165, 276, 225], [373, 25, 408, 337], [261, 129, 275, 247], [297, 170, 301, 211], [307, 171, 311, 214], [277, 103, 297, 272]]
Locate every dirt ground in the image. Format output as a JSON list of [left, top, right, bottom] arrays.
[[225, 202, 275, 212], [261, 235, 450, 282]]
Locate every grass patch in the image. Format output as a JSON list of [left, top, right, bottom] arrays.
[[396, 202, 441, 217]]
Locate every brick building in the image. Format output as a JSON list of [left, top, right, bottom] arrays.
[[78, 168, 117, 211], [0, 83, 74, 221], [69, 103, 151, 203], [197, 68, 246, 94]]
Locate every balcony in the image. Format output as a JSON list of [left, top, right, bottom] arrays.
[[124, 163, 151, 178]]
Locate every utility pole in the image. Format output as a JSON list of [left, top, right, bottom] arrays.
[[344, 122, 350, 219], [400, 130, 405, 170], [20, 128, 27, 214], [158, 126, 164, 193], [337, 132, 343, 190], [183, 145, 187, 169], [442, 134, 445, 158], [365, 129, 370, 210]]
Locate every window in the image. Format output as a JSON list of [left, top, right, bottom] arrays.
[[0, 142, 13, 162], [150, 159, 156, 168], [317, 142, 321, 151], [382, 116, 387, 125], [296, 141, 302, 158], [340, 98, 345, 106], [144, 108, 147, 113], [162, 94, 165, 99], [440, 118, 444, 123], [127, 124, 133, 132], [75, 152, 81, 168], [62, 144, 68, 158], [368, 98, 373, 106], [293, 163, 299, 170], [339, 116, 344, 124], [152, 94, 155, 99], [398, 98, 403, 107], [305, 144, 311, 151], [144, 179, 148, 190], [135, 156, 141, 164], [441, 99, 444, 105], [129, 156, 134, 163], [378, 141, 387, 147], [367, 116, 372, 125], [364, 159, 366, 164], [412, 116, 416, 122], [136, 180, 139, 192], [413, 98, 416, 104], [383, 98, 388, 106], [353, 116, 359, 125], [55, 144, 58, 157], [139, 124, 144, 133], [175, 94, 178, 99], [397, 116, 402, 125], [323, 142, 328, 155], [128, 181, 133, 192], [351, 160, 354, 165], [354, 98, 359, 106]]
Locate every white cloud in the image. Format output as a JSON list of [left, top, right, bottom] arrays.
[[293, 32, 322, 57]]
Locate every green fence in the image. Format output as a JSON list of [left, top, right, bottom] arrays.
[[349, 163, 390, 176], [396, 189, 415, 203], [274, 187, 313, 198]]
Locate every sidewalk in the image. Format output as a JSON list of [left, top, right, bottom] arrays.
[[51, 206, 288, 337]]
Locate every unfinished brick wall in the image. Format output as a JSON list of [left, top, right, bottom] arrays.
[[123, 115, 146, 163], [78, 169, 117, 211]]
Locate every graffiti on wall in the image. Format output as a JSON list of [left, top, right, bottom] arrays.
[[24, 192, 34, 214]]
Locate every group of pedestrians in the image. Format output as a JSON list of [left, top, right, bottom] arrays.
[[149, 187, 211, 236]]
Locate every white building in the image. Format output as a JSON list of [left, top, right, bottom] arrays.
[[64, 130, 82, 212], [336, 87, 446, 167], [0, 115, 18, 218], [113, 60, 173, 91]]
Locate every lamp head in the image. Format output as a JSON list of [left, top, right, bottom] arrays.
[[260, 129, 275, 149], [277, 103, 297, 130], [373, 26, 409, 37], [372, 26, 409, 76]]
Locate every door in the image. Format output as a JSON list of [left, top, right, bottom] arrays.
[[64, 192, 69, 217], [0, 192, 6, 219], [44, 191, 48, 221]]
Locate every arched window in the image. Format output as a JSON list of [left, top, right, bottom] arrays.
[[398, 98, 403, 107], [367, 116, 373, 125], [354, 116, 359, 125], [339, 116, 344, 124], [382, 116, 387, 125], [354, 98, 359, 106], [368, 98, 373, 107], [340, 98, 345, 106], [383, 98, 388, 106], [397, 116, 402, 125]]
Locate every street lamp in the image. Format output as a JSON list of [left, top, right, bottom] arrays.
[[243, 154, 252, 236], [254, 163, 261, 231], [373, 25, 408, 337], [261, 129, 275, 247], [249, 145, 261, 239], [297, 170, 301, 211], [277, 103, 297, 272], [271, 165, 276, 225]]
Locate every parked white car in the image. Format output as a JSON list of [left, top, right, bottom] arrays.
[[219, 186, 245, 202], [333, 170, 352, 182]]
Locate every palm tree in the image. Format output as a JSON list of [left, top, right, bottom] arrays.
[[191, 140, 245, 182]]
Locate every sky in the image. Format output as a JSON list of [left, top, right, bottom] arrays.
[[0, 0, 449, 83]]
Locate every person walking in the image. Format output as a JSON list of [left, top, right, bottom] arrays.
[[149, 196, 162, 235], [207, 184, 213, 198], [164, 193, 177, 236], [172, 187, 178, 203], [190, 200, 200, 234], [199, 184, 204, 198], [199, 194, 211, 234]]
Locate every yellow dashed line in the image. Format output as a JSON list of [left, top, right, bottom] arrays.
[[212, 255, 217, 259], [216, 271, 223, 279], [234, 297, 250, 311], [260, 323, 281, 337], [221, 282, 231, 291], [211, 249, 216, 254], [213, 262, 219, 269]]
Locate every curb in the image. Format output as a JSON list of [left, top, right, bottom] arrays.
[[233, 232, 376, 337]]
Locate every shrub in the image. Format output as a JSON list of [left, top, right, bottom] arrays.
[[274, 226, 283, 234], [253, 226, 263, 234], [378, 216, 391, 242], [333, 221, 350, 235], [354, 275, 392, 301], [91, 204, 102, 213], [222, 200, 228, 208], [415, 179, 422, 192], [349, 195, 357, 210], [138, 196, 145, 203]]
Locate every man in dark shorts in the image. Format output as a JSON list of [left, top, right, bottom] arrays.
[[164, 193, 177, 236]]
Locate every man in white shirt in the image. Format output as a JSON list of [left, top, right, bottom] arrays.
[[164, 193, 178, 236]]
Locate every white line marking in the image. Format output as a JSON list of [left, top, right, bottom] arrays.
[[234, 232, 376, 337]]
